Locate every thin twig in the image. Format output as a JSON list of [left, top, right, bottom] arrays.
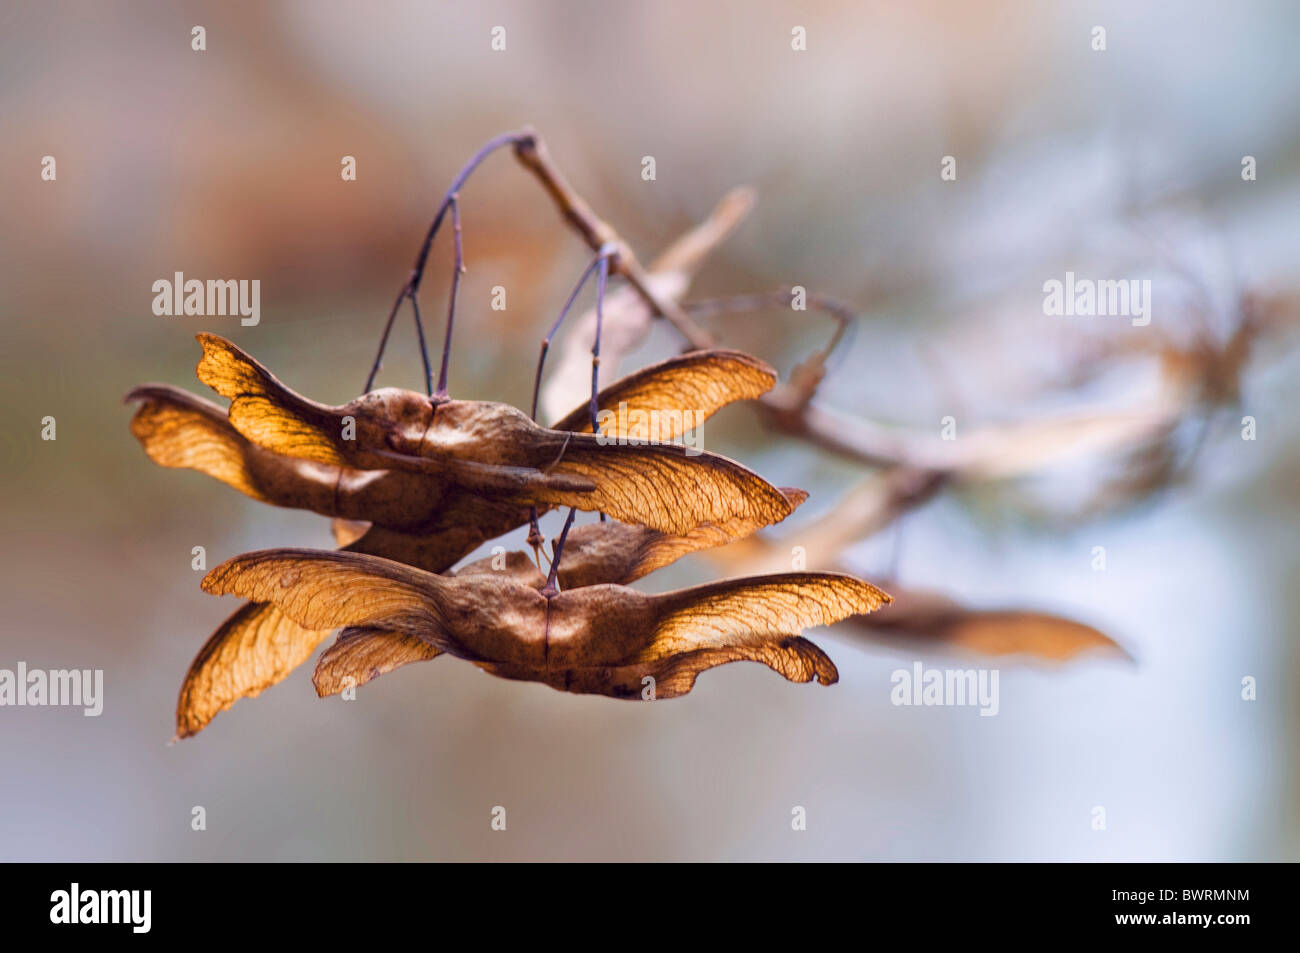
[[682, 287, 856, 362], [511, 132, 717, 349], [411, 294, 433, 397], [365, 130, 531, 393], [540, 507, 578, 597], [434, 195, 465, 400], [529, 249, 614, 420]]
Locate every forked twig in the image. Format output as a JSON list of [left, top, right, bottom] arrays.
[[365, 131, 529, 393]]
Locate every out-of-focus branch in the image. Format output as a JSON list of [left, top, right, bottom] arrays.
[[512, 130, 718, 349], [387, 130, 1296, 661]]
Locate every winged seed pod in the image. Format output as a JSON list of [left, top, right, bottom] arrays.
[[193, 333, 793, 537], [137, 345, 801, 737], [173, 490, 810, 738], [128, 343, 780, 532], [201, 548, 890, 699]]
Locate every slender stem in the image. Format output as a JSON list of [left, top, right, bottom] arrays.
[[410, 132, 528, 293], [410, 295, 433, 397], [526, 504, 545, 566], [591, 253, 612, 522], [365, 287, 412, 393], [529, 342, 551, 423], [512, 134, 716, 349], [682, 287, 856, 362], [525, 246, 614, 546], [540, 507, 578, 597], [590, 254, 609, 433], [435, 195, 464, 399], [528, 247, 615, 422], [364, 130, 534, 394]]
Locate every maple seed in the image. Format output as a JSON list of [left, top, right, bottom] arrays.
[[857, 585, 1131, 661], [129, 345, 777, 536], [193, 333, 796, 536], [172, 495, 813, 738], [201, 548, 892, 699], [136, 344, 798, 738]]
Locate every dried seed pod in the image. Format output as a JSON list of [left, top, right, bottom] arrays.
[[201, 548, 890, 701], [194, 333, 794, 536]]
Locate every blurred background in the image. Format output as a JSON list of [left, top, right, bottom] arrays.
[[2, 0, 1298, 860]]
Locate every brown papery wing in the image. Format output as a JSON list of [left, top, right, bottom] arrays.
[[313, 627, 443, 697], [540, 571, 889, 697], [547, 637, 839, 699], [521, 431, 797, 536], [195, 333, 349, 466], [174, 513, 510, 739], [201, 548, 452, 636], [126, 384, 342, 513], [549, 349, 776, 438], [553, 488, 808, 588], [200, 548, 544, 669], [175, 601, 330, 739], [854, 588, 1130, 662], [640, 573, 890, 662]]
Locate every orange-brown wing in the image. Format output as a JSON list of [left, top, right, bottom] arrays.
[[195, 333, 349, 466], [544, 637, 838, 700], [553, 488, 808, 588], [854, 588, 1130, 662], [627, 572, 890, 694], [176, 601, 336, 739], [523, 432, 797, 536], [201, 548, 451, 637], [312, 627, 443, 697], [549, 349, 776, 437], [201, 548, 542, 667], [543, 571, 889, 698], [126, 383, 342, 512]]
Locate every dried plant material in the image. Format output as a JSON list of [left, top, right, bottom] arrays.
[[196, 333, 592, 495], [155, 350, 794, 739], [151, 126, 1202, 746], [694, 478, 1126, 662], [855, 587, 1130, 662], [356, 414, 795, 537], [311, 555, 543, 698], [202, 549, 889, 699], [451, 550, 548, 586], [174, 486, 808, 737], [173, 503, 527, 739], [127, 384, 340, 511], [195, 333, 795, 536], [174, 601, 319, 739], [126, 384, 457, 530], [312, 627, 443, 697], [177, 489, 817, 736], [330, 518, 370, 547], [134, 342, 776, 521], [133, 338, 785, 546], [767, 398, 1185, 481], [548, 349, 775, 435], [552, 488, 808, 589]]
